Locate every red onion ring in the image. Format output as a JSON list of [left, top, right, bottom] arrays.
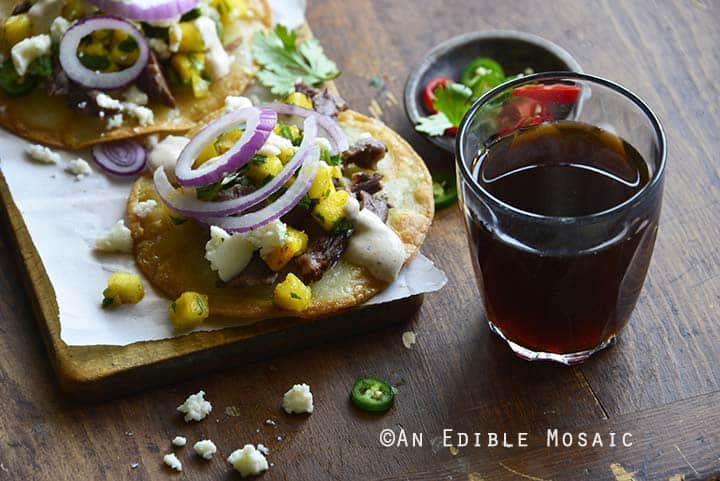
[[154, 116, 319, 218], [59, 16, 149, 90], [88, 0, 198, 21], [199, 147, 321, 233], [92, 140, 147, 176], [266, 103, 349, 154], [174, 107, 277, 188]]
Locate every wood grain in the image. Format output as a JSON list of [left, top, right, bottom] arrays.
[[1, 0, 719, 480]]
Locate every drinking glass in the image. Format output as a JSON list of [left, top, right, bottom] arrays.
[[455, 72, 666, 365]]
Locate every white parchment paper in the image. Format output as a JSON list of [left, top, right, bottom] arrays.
[[0, 0, 446, 346]]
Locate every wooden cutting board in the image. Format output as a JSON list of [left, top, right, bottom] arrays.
[[0, 24, 423, 400]]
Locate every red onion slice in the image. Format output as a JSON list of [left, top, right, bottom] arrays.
[[174, 107, 277, 188], [266, 103, 349, 154], [59, 16, 149, 90], [154, 116, 319, 218], [88, 0, 198, 21], [91, 140, 147, 176], [200, 147, 321, 233]]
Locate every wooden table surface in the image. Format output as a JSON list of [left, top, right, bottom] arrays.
[[1, 1, 719, 480]]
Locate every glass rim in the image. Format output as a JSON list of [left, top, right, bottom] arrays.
[[455, 71, 667, 224]]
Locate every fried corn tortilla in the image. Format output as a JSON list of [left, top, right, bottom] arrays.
[[127, 110, 434, 320], [0, 0, 270, 150]]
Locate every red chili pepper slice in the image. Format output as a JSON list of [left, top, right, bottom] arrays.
[[511, 84, 581, 104], [496, 97, 550, 136], [422, 76, 452, 114]]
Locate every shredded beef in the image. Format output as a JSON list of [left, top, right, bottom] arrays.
[[342, 138, 387, 169], [11, 1, 31, 15], [350, 172, 383, 195], [296, 230, 352, 283], [357, 190, 389, 222], [66, 86, 119, 116], [46, 66, 70, 97], [294, 81, 348, 118], [214, 183, 257, 202], [137, 51, 176, 108], [225, 255, 278, 288]]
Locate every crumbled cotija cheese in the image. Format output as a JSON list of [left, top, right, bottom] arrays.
[[66, 158, 92, 179], [193, 439, 217, 460], [122, 86, 149, 106], [26, 144, 60, 164], [177, 390, 212, 422], [132, 199, 158, 218], [282, 383, 314, 414], [163, 453, 182, 471], [402, 331, 417, 349], [96, 93, 122, 111], [224, 95, 252, 112], [95, 220, 133, 254], [257, 444, 269, 455], [11, 34, 51, 76], [106, 113, 123, 130], [172, 436, 187, 447], [227, 445, 268, 477]]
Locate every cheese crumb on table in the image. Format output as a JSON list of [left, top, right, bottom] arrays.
[[177, 390, 212, 422], [132, 199, 158, 218], [163, 453, 182, 472], [26, 144, 60, 164], [95, 220, 133, 254], [282, 383, 314, 414], [257, 444, 269, 455], [264, 418, 276, 426], [227, 445, 269, 477], [66, 158, 92, 180], [171, 436, 187, 447], [193, 439, 217, 460], [402, 331, 417, 349]]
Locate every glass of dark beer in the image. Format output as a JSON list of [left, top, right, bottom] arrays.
[[456, 72, 666, 364]]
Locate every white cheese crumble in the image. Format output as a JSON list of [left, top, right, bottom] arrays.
[[122, 86, 149, 106], [26, 144, 60, 164], [224, 95, 252, 112], [132, 199, 158, 218], [227, 445, 269, 477], [163, 453, 182, 472], [106, 113, 123, 130], [193, 439, 217, 460], [49, 17, 70, 43], [257, 132, 293, 157], [194, 16, 230, 80], [148, 135, 189, 176], [123, 102, 154, 127], [172, 436, 187, 447], [257, 444, 269, 456], [246, 220, 288, 259], [264, 418, 276, 426], [282, 383, 314, 414], [95, 220, 133, 254], [11, 34, 51, 77], [66, 158, 92, 180], [96, 93, 122, 111], [402, 331, 417, 349], [177, 390, 212, 422], [205, 226, 254, 282], [148, 38, 171, 60]]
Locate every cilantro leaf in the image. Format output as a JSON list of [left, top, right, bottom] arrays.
[[432, 83, 473, 127], [415, 112, 454, 136], [253, 24, 340, 95]]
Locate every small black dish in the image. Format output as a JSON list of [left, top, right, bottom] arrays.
[[404, 30, 582, 153]]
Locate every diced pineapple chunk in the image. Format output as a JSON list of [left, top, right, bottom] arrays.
[[247, 155, 283, 184], [80, 41, 109, 57], [212, 0, 248, 21], [284, 92, 313, 110], [109, 31, 140, 67], [273, 273, 311, 311], [308, 163, 335, 200], [312, 189, 350, 231], [171, 22, 205, 53], [214, 128, 243, 154], [102, 272, 144, 308], [329, 165, 342, 179], [2, 14, 31, 51], [63, 0, 88, 20], [169, 291, 209, 330], [191, 72, 210, 98], [273, 123, 302, 145], [264, 227, 308, 271], [171, 53, 196, 84], [279, 146, 297, 164], [194, 141, 217, 168]]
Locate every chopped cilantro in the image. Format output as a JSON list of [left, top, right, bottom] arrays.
[[79, 54, 112, 71], [290, 292, 301, 299], [432, 83, 473, 127], [196, 171, 251, 201], [180, 7, 201, 21], [298, 193, 318, 210], [332, 217, 355, 235], [117, 36, 138, 53], [251, 155, 267, 165], [102, 297, 114, 308], [415, 112, 454, 136], [369, 76, 385, 88], [27, 56, 52, 78], [320, 148, 342, 166], [141, 23, 169, 40], [252, 24, 340, 95]]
